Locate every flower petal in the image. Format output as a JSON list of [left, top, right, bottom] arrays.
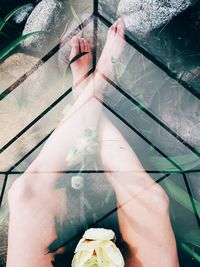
[[72, 250, 93, 267], [84, 228, 115, 241], [76, 240, 105, 252], [95, 247, 110, 267], [102, 242, 125, 266]]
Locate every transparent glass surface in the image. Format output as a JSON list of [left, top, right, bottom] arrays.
[[98, 0, 200, 93], [186, 172, 200, 217], [95, 25, 200, 261], [0, 174, 18, 266], [0, 1, 200, 266]]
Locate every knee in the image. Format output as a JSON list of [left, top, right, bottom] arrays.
[[149, 185, 169, 213], [8, 160, 57, 205], [8, 174, 35, 205]]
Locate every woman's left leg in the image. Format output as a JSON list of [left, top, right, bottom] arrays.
[[6, 18, 127, 267], [6, 38, 102, 267], [6, 21, 126, 265], [7, 171, 67, 267]]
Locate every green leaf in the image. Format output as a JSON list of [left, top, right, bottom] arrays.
[[181, 230, 200, 249], [151, 153, 200, 172], [69, 52, 89, 65], [163, 179, 200, 215], [69, 2, 82, 25], [47, 238, 62, 254], [0, 31, 44, 61], [181, 243, 200, 263], [47, 217, 65, 253], [0, 5, 28, 32], [55, 217, 63, 237]]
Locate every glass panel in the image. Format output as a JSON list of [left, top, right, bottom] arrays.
[[160, 173, 200, 267], [0, 86, 72, 171], [0, 175, 4, 195], [0, 174, 17, 266], [98, 0, 200, 92], [95, 73, 198, 171], [1, 1, 200, 266], [95, 20, 200, 171], [186, 172, 200, 218], [102, 101, 177, 172], [160, 173, 200, 236], [0, 21, 94, 171]]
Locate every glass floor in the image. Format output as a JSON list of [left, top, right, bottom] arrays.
[[0, 1, 200, 266]]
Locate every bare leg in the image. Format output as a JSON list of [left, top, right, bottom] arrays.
[[98, 114, 179, 267], [6, 40, 99, 267], [6, 20, 125, 267], [89, 18, 179, 265]]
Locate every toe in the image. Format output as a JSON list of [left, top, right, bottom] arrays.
[[86, 42, 92, 61], [109, 20, 118, 35], [80, 38, 86, 52], [69, 36, 80, 60], [116, 18, 125, 38], [118, 17, 125, 28], [70, 35, 77, 45], [85, 40, 91, 52], [84, 40, 89, 52]]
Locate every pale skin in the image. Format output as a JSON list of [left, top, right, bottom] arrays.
[[6, 18, 179, 267]]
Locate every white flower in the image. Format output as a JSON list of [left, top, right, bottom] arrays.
[[65, 128, 98, 167], [72, 228, 125, 267], [71, 175, 84, 190]]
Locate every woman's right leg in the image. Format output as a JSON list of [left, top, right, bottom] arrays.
[[99, 114, 179, 267]]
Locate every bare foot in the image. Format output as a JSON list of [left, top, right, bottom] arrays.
[[69, 36, 92, 100], [69, 19, 125, 100], [97, 18, 126, 76]]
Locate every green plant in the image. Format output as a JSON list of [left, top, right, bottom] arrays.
[[0, 31, 44, 61], [69, 0, 82, 25], [0, 5, 26, 31], [0, 5, 45, 61], [181, 243, 200, 263], [161, 176, 200, 263], [163, 178, 200, 215], [151, 153, 200, 172]]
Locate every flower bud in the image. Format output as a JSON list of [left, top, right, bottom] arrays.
[[72, 228, 125, 267]]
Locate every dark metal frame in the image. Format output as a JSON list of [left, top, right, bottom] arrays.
[[0, 0, 199, 243]]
